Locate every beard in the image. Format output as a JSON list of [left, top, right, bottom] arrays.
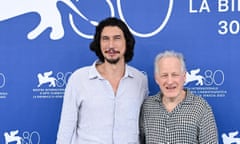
[[105, 57, 120, 64], [103, 48, 121, 64]]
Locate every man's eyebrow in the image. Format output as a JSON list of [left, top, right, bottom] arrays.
[[101, 35, 109, 39], [114, 35, 121, 38]]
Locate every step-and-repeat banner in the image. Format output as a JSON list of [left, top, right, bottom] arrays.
[[0, 0, 239, 143]]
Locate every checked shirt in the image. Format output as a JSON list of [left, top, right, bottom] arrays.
[[139, 89, 218, 144]]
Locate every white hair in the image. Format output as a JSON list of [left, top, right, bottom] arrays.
[[154, 50, 186, 74]]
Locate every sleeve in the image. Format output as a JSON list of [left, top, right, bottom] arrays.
[[139, 103, 146, 144], [143, 73, 149, 99], [198, 103, 219, 144], [56, 77, 80, 144]]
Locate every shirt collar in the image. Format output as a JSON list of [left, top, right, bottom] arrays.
[[88, 60, 134, 80]]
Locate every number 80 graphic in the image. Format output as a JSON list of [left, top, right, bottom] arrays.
[[69, 0, 174, 39], [0, 73, 6, 88]]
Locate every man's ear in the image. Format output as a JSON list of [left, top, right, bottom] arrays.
[[183, 71, 187, 82], [154, 73, 159, 85]]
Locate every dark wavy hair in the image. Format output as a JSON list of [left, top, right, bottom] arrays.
[[90, 17, 135, 63]]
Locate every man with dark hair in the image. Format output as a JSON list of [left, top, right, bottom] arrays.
[[57, 17, 149, 144]]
